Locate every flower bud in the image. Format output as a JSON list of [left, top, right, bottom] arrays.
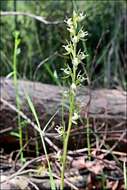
[[79, 30, 88, 39], [71, 36, 79, 43], [72, 57, 79, 67], [71, 83, 77, 94], [63, 44, 72, 54], [79, 12, 86, 22], [65, 18, 73, 27], [72, 112, 79, 124]]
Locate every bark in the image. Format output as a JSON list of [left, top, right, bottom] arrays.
[[0, 78, 126, 121], [0, 78, 126, 151]]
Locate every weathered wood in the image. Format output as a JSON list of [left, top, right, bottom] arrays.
[[0, 78, 126, 150], [0, 78, 126, 121]]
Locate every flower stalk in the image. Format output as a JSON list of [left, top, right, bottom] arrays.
[[61, 11, 88, 189]]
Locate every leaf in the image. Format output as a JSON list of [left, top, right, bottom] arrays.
[[72, 157, 104, 174], [10, 131, 20, 138]]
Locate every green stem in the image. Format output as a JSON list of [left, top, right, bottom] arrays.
[[61, 12, 85, 189], [61, 41, 77, 190], [61, 93, 74, 190], [13, 33, 24, 162]]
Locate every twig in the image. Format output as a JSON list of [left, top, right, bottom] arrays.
[[13, 137, 33, 168], [103, 130, 127, 157], [68, 148, 127, 157], [0, 11, 62, 25], [28, 179, 39, 190], [0, 156, 42, 183], [1, 98, 59, 152], [0, 127, 12, 134], [44, 137, 59, 152], [52, 173, 78, 190], [1, 98, 42, 133], [33, 52, 58, 79]]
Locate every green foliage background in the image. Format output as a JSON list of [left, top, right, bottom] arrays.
[[0, 0, 126, 89]]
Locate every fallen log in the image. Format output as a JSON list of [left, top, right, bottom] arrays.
[[0, 78, 126, 152], [0, 78, 126, 120]]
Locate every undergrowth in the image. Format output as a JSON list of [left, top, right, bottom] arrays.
[[6, 8, 127, 190]]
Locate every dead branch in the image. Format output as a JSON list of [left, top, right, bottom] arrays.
[[0, 11, 62, 24]]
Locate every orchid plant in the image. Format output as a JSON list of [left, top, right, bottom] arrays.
[[61, 11, 88, 189]]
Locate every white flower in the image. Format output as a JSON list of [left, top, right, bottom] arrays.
[[79, 12, 86, 22], [56, 150, 61, 161], [63, 68, 70, 75], [78, 51, 88, 60], [71, 83, 77, 94], [72, 57, 79, 67], [79, 30, 88, 39], [73, 10, 77, 18], [55, 125, 64, 137], [63, 90, 69, 98], [77, 73, 85, 83], [63, 44, 70, 52], [65, 18, 73, 27], [67, 26, 75, 35], [65, 18, 75, 34], [63, 44, 72, 54], [72, 112, 79, 124], [71, 36, 79, 43], [79, 76, 85, 82], [84, 31, 88, 36], [61, 65, 71, 75]]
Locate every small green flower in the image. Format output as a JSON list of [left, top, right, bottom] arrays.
[[71, 36, 79, 43], [76, 72, 85, 85], [62, 65, 71, 75], [63, 44, 71, 53], [78, 12, 86, 22], [74, 12, 86, 23], [67, 26, 75, 35], [63, 90, 69, 98], [78, 29, 88, 39], [55, 125, 64, 137], [72, 112, 80, 124], [72, 57, 79, 67], [70, 83, 77, 94], [65, 18, 73, 27], [77, 51, 88, 60]]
